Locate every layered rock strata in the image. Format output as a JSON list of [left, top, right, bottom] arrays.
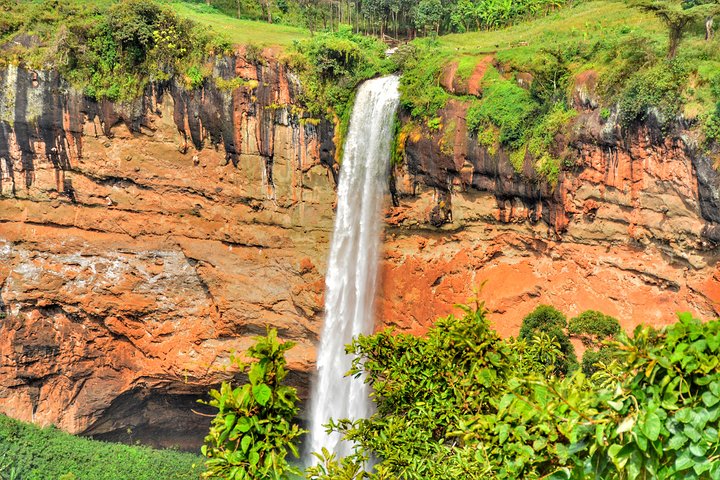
[[2, 51, 720, 450], [380, 67, 720, 338], [0, 52, 336, 448]]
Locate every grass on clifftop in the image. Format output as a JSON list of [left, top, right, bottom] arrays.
[[397, 0, 720, 184], [436, 1, 665, 60], [0, 414, 204, 480], [169, 2, 309, 48]]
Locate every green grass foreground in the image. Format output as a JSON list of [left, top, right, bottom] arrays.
[[0, 415, 204, 480]]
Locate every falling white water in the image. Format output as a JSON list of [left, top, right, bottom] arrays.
[[308, 75, 400, 460]]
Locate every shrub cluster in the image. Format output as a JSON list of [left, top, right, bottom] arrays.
[[303, 306, 720, 479], [0, 415, 202, 480], [0, 0, 230, 101], [283, 26, 395, 150]]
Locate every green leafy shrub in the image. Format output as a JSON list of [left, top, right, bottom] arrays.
[[617, 58, 690, 130], [528, 50, 571, 105], [1, 0, 229, 101], [287, 26, 393, 119], [310, 305, 720, 479], [568, 310, 622, 376], [519, 305, 577, 375], [580, 345, 619, 377], [185, 65, 206, 89], [200, 329, 304, 480], [561, 313, 720, 479], [568, 310, 621, 342], [704, 111, 720, 144], [0, 415, 202, 479], [316, 303, 518, 478], [467, 74, 538, 149], [397, 39, 451, 119], [598, 34, 661, 100]]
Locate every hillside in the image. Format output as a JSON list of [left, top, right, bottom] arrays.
[[0, 414, 203, 479], [168, 1, 309, 47]]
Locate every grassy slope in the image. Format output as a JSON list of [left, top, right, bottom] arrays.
[[421, 0, 719, 110], [396, 0, 720, 184], [0, 414, 204, 480], [169, 2, 309, 48], [438, 1, 664, 57]]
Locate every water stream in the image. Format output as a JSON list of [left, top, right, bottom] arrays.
[[308, 75, 400, 460]]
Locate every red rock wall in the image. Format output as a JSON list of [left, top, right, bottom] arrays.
[[0, 53, 336, 448], [380, 72, 720, 339], [2, 52, 720, 451]]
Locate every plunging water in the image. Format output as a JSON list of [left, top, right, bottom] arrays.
[[308, 75, 400, 460]]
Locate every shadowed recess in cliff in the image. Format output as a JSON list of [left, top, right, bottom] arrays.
[[81, 388, 215, 452], [308, 75, 400, 460]]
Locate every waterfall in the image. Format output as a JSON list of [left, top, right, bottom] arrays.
[[308, 75, 400, 460]]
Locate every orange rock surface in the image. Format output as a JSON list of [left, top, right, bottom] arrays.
[[0, 54, 335, 448], [1, 56, 719, 451]]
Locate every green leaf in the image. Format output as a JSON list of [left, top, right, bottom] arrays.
[[702, 392, 719, 408], [642, 412, 662, 441], [668, 433, 687, 450], [241, 435, 251, 453], [249, 363, 266, 386], [617, 416, 635, 434], [249, 450, 260, 467], [546, 469, 571, 480], [237, 417, 251, 433], [252, 384, 272, 406], [707, 334, 719, 353], [675, 453, 694, 472]]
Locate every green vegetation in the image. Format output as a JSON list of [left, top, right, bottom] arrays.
[[466, 75, 536, 149], [0, 414, 202, 480], [395, 0, 720, 184], [169, 2, 309, 47], [633, 0, 720, 58], [194, 0, 572, 37], [0, 0, 230, 101], [307, 305, 720, 479], [200, 329, 305, 480], [283, 26, 395, 151], [568, 309, 621, 340], [568, 310, 622, 376], [519, 304, 578, 375]]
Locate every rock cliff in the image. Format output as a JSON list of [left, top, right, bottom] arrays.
[[381, 65, 720, 339], [2, 51, 720, 450], [0, 51, 337, 449]]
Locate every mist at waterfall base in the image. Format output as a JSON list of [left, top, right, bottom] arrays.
[[307, 75, 400, 462]]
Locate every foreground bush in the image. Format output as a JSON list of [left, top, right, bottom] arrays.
[[313, 306, 720, 479], [200, 329, 305, 480], [0, 414, 202, 480], [520, 304, 577, 375]]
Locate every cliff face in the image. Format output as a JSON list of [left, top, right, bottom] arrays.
[[2, 51, 720, 451], [380, 69, 720, 338], [0, 52, 337, 448]]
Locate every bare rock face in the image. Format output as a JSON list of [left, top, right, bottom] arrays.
[[381, 74, 720, 338], [0, 53, 336, 449], [2, 51, 720, 453]]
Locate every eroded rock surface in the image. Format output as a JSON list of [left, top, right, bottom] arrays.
[[2, 52, 720, 451], [381, 66, 720, 337], [0, 52, 335, 448]]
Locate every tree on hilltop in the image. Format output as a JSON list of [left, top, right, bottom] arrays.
[[632, 0, 720, 58]]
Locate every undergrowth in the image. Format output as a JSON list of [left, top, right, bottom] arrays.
[[0, 0, 230, 101], [0, 415, 203, 480], [395, 0, 720, 184]]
